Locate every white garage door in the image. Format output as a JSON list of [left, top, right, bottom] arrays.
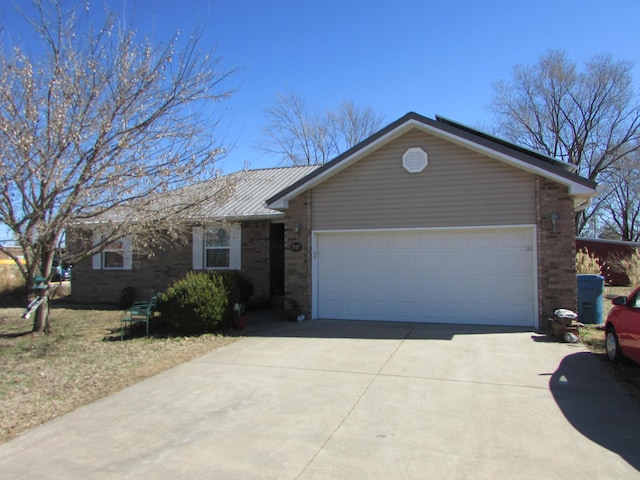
[[314, 227, 536, 326]]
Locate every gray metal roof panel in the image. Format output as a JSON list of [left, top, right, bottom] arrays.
[[185, 166, 319, 220], [84, 165, 319, 224]]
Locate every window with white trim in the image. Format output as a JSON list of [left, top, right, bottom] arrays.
[[192, 224, 241, 270], [92, 234, 133, 270], [206, 227, 231, 268], [104, 239, 126, 268]]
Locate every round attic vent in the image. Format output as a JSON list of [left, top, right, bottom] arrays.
[[402, 147, 428, 173]]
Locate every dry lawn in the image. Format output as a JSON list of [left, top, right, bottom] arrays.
[[0, 302, 240, 443]]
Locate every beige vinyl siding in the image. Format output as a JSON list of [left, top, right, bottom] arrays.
[[311, 129, 535, 230]]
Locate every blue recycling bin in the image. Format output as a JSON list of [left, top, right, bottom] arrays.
[[576, 274, 605, 324]]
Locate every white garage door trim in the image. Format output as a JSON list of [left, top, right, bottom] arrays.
[[312, 225, 538, 327]]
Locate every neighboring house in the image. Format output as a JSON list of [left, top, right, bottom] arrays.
[[0, 246, 25, 292], [576, 237, 640, 285], [72, 112, 597, 328]]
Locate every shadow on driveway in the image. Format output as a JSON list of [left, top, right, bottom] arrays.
[[549, 351, 640, 471], [243, 308, 532, 341]]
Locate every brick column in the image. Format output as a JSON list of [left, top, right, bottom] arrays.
[[240, 220, 271, 300], [536, 176, 577, 327], [284, 191, 312, 318]]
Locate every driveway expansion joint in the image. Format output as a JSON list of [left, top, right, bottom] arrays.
[[294, 328, 412, 479]]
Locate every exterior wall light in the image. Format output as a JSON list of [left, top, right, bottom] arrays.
[[293, 221, 301, 235], [550, 213, 559, 234]]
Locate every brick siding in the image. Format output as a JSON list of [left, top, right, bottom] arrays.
[[536, 176, 577, 325], [283, 192, 312, 317], [70, 232, 192, 304], [71, 223, 272, 305], [240, 220, 271, 301]]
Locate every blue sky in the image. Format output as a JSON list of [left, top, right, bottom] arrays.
[[0, 0, 639, 242], [3, 0, 638, 173]]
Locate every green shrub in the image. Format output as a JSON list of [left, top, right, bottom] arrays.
[[576, 248, 602, 275], [221, 271, 254, 306], [159, 272, 230, 334]]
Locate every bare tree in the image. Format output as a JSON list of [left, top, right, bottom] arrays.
[[598, 150, 640, 241], [0, 0, 235, 332], [489, 50, 640, 234], [258, 92, 384, 166]]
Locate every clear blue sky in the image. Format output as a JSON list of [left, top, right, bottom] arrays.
[[0, 0, 639, 243], [3, 0, 638, 173]]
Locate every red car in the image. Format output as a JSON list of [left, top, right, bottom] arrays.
[[605, 286, 640, 365]]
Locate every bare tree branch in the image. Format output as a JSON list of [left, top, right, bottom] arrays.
[[257, 91, 384, 166], [0, 0, 236, 332], [489, 50, 640, 235]]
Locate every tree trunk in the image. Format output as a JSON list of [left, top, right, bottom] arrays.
[[32, 295, 51, 334]]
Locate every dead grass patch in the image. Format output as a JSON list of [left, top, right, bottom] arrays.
[[0, 303, 240, 443]]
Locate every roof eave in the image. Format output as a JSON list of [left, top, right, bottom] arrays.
[[187, 212, 285, 223]]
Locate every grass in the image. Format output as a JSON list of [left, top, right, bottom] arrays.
[[0, 301, 240, 443]]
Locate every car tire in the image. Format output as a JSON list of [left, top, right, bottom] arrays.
[[606, 327, 623, 363]]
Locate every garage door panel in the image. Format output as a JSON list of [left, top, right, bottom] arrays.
[[367, 234, 392, 250], [343, 300, 367, 317], [416, 233, 444, 249], [416, 254, 444, 273], [500, 253, 533, 276], [444, 232, 470, 249], [499, 303, 532, 326], [343, 257, 368, 277], [446, 255, 471, 276], [394, 254, 418, 273], [392, 233, 417, 249], [444, 278, 469, 300], [366, 300, 394, 318], [471, 280, 504, 303], [498, 275, 533, 293], [468, 254, 501, 276], [316, 228, 536, 326], [500, 229, 533, 248], [416, 278, 443, 299], [389, 277, 416, 298], [343, 279, 367, 295], [367, 256, 393, 276], [321, 279, 343, 296], [474, 230, 500, 248]]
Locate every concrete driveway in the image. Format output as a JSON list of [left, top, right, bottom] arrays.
[[0, 314, 639, 479]]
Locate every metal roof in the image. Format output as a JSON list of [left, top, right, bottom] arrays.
[[77, 166, 320, 225], [181, 166, 319, 221]]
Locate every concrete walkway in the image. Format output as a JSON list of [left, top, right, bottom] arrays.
[[0, 312, 639, 479]]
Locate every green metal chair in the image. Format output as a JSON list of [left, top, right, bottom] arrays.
[[120, 293, 159, 340]]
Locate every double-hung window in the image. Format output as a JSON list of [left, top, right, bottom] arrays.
[[92, 234, 133, 270], [193, 224, 241, 270], [205, 227, 231, 268]]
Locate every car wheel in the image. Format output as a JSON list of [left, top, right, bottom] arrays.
[[606, 328, 622, 362]]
